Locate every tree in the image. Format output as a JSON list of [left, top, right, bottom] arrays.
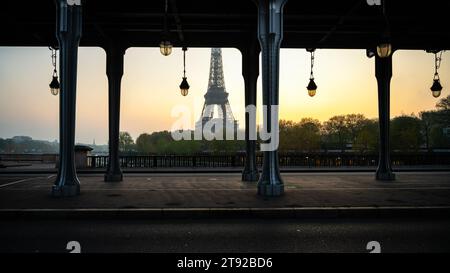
[[344, 114, 368, 143], [149, 131, 172, 153], [119, 132, 135, 153], [278, 119, 322, 152], [419, 97, 450, 150], [295, 118, 321, 152], [353, 119, 379, 153], [420, 111, 438, 151], [435, 96, 450, 127], [279, 120, 296, 151], [436, 95, 450, 111], [207, 139, 245, 153], [390, 116, 422, 152], [323, 115, 348, 151], [136, 133, 152, 153]]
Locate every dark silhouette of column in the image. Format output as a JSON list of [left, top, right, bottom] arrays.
[[375, 54, 396, 181], [104, 46, 125, 182], [241, 41, 260, 182], [256, 0, 287, 197], [52, 0, 82, 197]]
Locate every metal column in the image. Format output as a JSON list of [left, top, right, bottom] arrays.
[[241, 40, 260, 182], [52, 0, 82, 197], [256, 0, 288, 196], [375, 54, 396, 181], [104, 45, 125, 182]]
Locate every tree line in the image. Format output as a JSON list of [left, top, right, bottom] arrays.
[[2, 96, 448, 155], [118, 96, 450, 155]]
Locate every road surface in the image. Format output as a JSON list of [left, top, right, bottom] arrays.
[[1, 218, 449, 253]]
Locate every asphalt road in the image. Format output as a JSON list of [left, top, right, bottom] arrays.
[[1, 218, 449, 253]]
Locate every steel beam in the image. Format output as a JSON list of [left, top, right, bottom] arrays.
[[256, 0, 287, 197], [375, 54, 396, 181], [52, 0, 82, 197], [240, 39, 260, 182], [104, 45, 126, 182]]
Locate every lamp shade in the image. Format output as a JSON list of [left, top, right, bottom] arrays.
[[431, 79, 443, 98], [160, 40, 173, 56], [377, 43, 392, 58], [179, 77, 190, 96], [307, 79, 317, 97], [49, 76, 60, 96]]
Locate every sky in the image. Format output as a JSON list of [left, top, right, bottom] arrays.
[[0, 47, 448, 144]]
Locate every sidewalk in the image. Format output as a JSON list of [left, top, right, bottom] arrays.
[[1, 172, 449, 219]]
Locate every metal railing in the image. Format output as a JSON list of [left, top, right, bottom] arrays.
[[87, 152, 450, 169]]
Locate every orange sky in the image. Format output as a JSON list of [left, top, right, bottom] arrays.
[[0, 47, 448, 144]]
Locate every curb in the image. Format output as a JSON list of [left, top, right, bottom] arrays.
[[1, 206, 450, 220]]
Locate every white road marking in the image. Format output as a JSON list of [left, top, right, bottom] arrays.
[[0, 178, 37, 189]]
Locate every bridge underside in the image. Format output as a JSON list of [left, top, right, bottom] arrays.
[[1, 0, 450, 50]]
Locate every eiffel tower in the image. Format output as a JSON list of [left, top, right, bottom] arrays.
[[197, 48, 237, 136]]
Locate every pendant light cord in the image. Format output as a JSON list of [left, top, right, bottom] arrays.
[[310, 51, 315, 80], [183, 47, 187, 78], [434, 51, 443, 80], [49, 47, 58, 77]]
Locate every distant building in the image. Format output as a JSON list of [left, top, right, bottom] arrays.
[[12, 136, 32, 143], [196, 48, 238, 138]]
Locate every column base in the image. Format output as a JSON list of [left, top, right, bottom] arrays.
[[376, 170, 396, 181], [242, 169, 259, 182], [257, 182, 284, 197], [51, 184, 80, 197], [104, 172, 123, 182]]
